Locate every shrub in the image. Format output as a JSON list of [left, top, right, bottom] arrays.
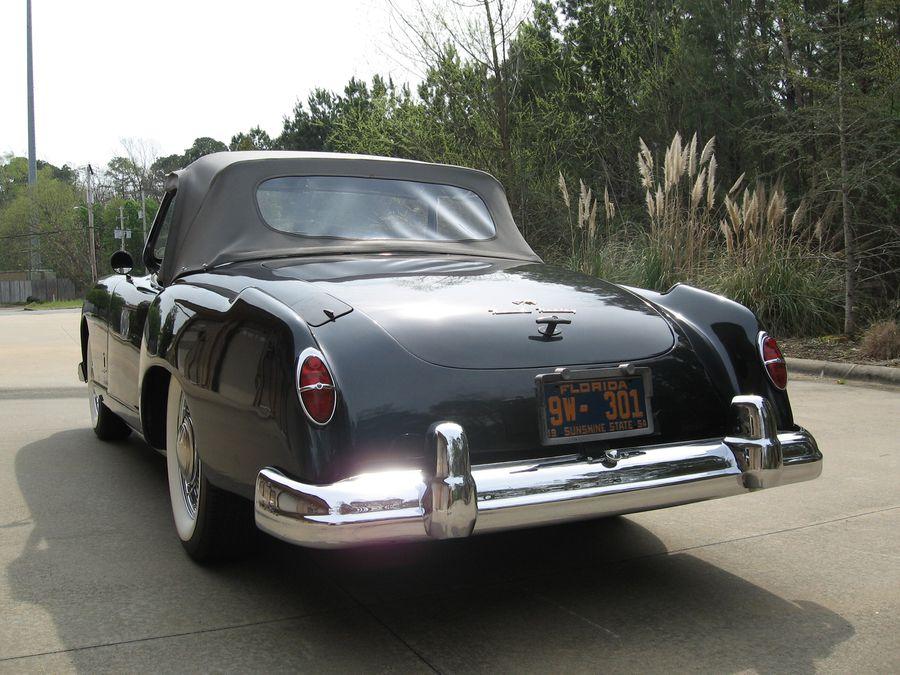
[[713, 179, 842, 335], [635, 131, 843, 334], [590, 235, 648, 288], [860, 321, 900, 359], [705, 251, 842, 336], [561, 130, 846, 336]]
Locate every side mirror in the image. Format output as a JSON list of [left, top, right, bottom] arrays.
[[110, 250, 134, 276]]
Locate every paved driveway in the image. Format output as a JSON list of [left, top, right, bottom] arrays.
[[1, 309, 897, 672]]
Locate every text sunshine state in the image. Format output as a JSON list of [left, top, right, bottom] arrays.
[[547, 418, 648, 438]]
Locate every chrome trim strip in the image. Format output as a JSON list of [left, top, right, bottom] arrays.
[[758, 331, 787, 390], [255, 395, 822, 549], [475, 474, 746, 534], [298, 382, 336, 393], [296, 346, 337, 426]]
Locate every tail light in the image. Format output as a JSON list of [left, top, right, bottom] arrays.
[[297, 348, 336, 425], [758, 332, 787, 390]]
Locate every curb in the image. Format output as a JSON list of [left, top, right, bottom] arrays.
[[787, 357, 900, 387]]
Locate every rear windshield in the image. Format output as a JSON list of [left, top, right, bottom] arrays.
[[256, 176, 496, 242]]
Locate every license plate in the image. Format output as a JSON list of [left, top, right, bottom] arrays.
[[536, 367, 654, 445]]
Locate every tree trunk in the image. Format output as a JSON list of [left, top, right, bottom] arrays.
[[776, 12, 804, 197], [837, 1, 856, 334], [482, 0, 513, 184]]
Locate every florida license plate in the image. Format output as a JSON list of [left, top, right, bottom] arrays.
[[536, 368, 654, 445]]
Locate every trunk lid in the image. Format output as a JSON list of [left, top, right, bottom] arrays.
[[265, 256, 675, 369]]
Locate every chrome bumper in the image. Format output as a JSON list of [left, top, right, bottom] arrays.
[[255, 395, 822, 549]]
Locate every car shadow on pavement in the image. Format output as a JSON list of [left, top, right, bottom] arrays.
[[9, 427, 854, 672]]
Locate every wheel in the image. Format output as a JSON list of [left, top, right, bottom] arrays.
[[165, 377, 255, 562], [86, 347, 131, 441]]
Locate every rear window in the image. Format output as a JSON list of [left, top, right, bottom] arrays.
[[256, 176, 496, 242]]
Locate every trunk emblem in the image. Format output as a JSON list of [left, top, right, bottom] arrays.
[[489, 303, 576, 316]]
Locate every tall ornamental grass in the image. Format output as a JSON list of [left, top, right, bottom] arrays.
[[637, 131, 717, 289], [713, 179, 842, 335], [561, 131, 843, 336], [557, 173, 616, 274]]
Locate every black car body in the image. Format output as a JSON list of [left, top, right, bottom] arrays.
[[79, 152, 822, 560]]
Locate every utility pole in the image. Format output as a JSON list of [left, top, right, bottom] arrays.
[[26, 0, 40, 279], [118, 206, 126, 251], [86, 165, 98, 283], [140, 187, 147, 242]]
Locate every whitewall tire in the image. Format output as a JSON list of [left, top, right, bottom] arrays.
[[165, 377, 255, 562]]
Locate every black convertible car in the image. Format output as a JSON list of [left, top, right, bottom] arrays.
[[79, 152, 822, 562]]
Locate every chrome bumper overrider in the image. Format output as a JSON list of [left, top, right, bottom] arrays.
[[255, 395, 822, 548]]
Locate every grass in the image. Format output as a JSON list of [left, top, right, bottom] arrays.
[[570, 130, 844, 337], [860, 321, 900, 360], [781, 333, 899, 367], [23, 299, 82, 311]]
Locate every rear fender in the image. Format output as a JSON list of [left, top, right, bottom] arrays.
[[624, 283, 794, 429], [140, 281, 335, 497]]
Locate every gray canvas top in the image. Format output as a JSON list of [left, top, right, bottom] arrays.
[[157, 151, 540, 285]]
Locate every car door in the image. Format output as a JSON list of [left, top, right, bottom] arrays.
[[83, 276, 120, 391], [106, 273, 159, 411], [106, 191, 175, 412]]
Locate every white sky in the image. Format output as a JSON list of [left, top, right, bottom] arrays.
[[0, 0, 422, 169]]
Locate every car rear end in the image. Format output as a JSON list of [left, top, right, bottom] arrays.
[[253, 292, 821, 548]]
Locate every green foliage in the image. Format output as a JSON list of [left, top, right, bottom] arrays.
[[277, 78, 393, 153], [24, 299, 83, 310], [589, 234, 655, 289], [230, 127, 274, 151], [0, 152, 159, 287], [0, 163, 87, 284], [586, 213, 844, 337], [149, 137, 230, 184], [0, 156, 76, 208], [105, 156, 141, 199], [183, 137, 228, 163], [585, 128, 845, 336], [1, 0, 894, 336], [327, 77, 429, 158], [706, 252, 842, 337], [151, 153, 185, 178], [90, 196, 156, 278]]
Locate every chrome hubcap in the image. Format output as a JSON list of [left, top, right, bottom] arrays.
[[176, 397, 200, 519]]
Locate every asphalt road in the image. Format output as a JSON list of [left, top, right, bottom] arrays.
[[1, 308, 898, 673]]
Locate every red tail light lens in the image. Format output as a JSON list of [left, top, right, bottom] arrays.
[[759, 333, 787, 390], [298, 351, 336, 425]]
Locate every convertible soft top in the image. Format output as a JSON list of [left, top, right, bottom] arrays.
[[158, 152, 540, 284]]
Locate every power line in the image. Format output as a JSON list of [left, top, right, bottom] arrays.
[[0, 227, 89, 241]]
